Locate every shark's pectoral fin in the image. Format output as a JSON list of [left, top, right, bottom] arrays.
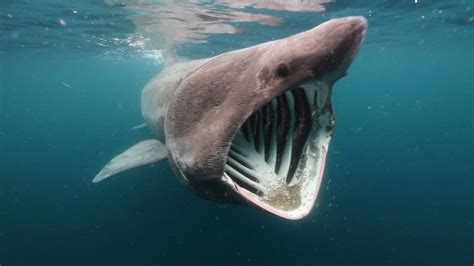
[[93, 139, 168, 183]]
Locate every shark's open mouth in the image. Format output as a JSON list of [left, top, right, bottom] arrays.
[[222, 81, 334, 219]]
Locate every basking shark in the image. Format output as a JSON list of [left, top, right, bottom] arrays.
[[94, 16, 367, 220]]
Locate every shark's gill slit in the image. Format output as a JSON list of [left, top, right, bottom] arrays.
[[229, 145, 248, 159], [250, 113, 260, 152], [275, 93, 290, 175], [241, 121, 253, 145], [224, 84, 323, 199], [262, 103, 273, 162], [287, 88, 312, 184], [228, 150, 255, 171], [224, 166, 264, 196], [279, 91, 295, 179]]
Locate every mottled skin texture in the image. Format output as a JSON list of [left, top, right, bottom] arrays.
[[141, 16, 367, 204], [141, 59, 209, 142]]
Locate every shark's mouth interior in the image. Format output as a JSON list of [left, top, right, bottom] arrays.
[[221, 81, 335, 220]]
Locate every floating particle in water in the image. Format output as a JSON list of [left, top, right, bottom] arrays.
[[62, 81, 72, 88], [59, 19, 66, 26]]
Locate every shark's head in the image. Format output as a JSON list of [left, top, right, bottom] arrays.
[[165, 16, 367, 219]]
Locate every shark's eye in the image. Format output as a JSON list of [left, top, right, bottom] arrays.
[[276, 63, 290, 77]]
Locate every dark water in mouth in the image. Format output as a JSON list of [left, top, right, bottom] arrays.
[[1, 1, 473, 265]]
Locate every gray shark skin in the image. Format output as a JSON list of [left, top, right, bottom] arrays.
[[95, 16, 367, 220]]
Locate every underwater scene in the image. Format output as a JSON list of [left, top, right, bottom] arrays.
[[1, 1, 473, 265]]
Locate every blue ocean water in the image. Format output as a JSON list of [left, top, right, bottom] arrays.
[[1, 1, 473, 266]]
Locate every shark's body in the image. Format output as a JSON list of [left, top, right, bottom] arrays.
[[94, 16, 367, 220]]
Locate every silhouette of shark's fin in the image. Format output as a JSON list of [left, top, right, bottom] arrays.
[[93, 139, 167, 183]]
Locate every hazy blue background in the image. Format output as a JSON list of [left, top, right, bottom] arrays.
[[1, 1, 473, 265]]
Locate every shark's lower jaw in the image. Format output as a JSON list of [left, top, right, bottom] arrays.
[[221, 81, 334, 220]]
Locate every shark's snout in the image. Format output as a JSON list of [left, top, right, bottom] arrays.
[[339, 16, 367, 61], [346, 16, 368, 36], [303, 16, 367, 81]]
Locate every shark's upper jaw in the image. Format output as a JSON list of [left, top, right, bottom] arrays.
[[220, 80, 333, 219]]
